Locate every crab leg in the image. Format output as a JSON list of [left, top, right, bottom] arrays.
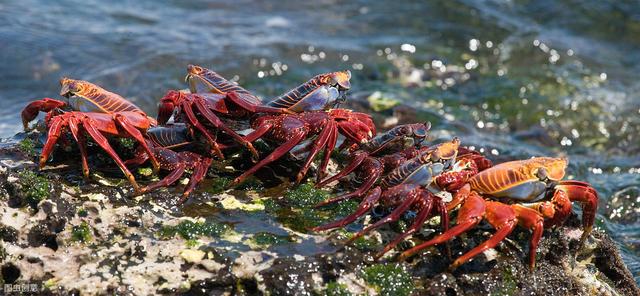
[[512, 204, 544, 270], [178, 157, 213, 203], [399, 192, 485, 261], [243, 122, 274, 142], [192, 97, 259, 159], [556, 181, 598, 246], [347, 184, 421, 243], [375, 192, 435, 259], [141, 164, 187, 194], [81, 117, 141, 193], [314, 165, 382, 208], [317, 120, 339, 182], [448, 201, 517, 271], [124, 149, 150, 167], [316, 151, 369, 187], [39, 116, 66, 169], [67, 117, 90, 177], [113, 113, 160, 173], [312, 187, 382, 231], [177, 100, 222, 158], [231, 130, 307, 185], [296, 120, 336, 183]]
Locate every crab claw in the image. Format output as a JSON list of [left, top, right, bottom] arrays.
[[21, 98, 67, 130], [157, 90, 183, 124]]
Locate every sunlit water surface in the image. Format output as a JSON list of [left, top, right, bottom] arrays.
[[1, 0, 639, 282]]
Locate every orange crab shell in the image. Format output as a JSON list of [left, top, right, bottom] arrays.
[[468, 157, 568, 201], [58, 77, 147, 116]]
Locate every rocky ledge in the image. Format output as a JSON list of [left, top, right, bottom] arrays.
[[0, 135, 638, 296]]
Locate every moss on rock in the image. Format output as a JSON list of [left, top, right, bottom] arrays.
[[361, 263, 415, 296], [71, 222, 92, 243], [17, 170, 50, 208], [158, 220, 230, 240]]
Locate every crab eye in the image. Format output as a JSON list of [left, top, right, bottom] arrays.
[[326, 74, 338, 86], [75, 84, 83, 92], [534, 168, 548, 180], [188, 64, 203, 74]]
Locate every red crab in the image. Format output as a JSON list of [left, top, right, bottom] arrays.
[[125, 124, 212, 202], [399, 157, 598, 270], [312, 139, 466, 251], [186, 65, 351, 113], [187, 64, 352, 113], [157, 65, 352, 160], [230, 109, 376, 185], [22, 78, 160, 193], [21, 77, 152, 130], [314, 123, 432, 206]]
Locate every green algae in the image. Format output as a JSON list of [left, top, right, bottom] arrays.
[[185, 239, 200, 248], [158, 220, 231, 240], [490, 266, 518, 296], [77, 208, 88, 217], [247, 232, 293, 249], [351, 236, 378, 252], [208, 177, 232, 194], [285, 183, 330, 207], [71, 222, 92, 243], [18, 138, 36, 156], [361, 263, 414, 296], [17, 170, 50, 208], [118, 137, 137, 150], [273, 183, 360, 233], [319, 281, 352, 296]]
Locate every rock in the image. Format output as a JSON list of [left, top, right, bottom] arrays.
[[0, 224, 18, 242], [180, 249, 206, 264], [0, 135, 638, 295], [258, 257, 321, 295], [1, 262, 21, 284]]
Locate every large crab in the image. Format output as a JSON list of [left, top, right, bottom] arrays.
[[157, 65, 352, 159], [314, 123, 432, 206], [398, 157, 599, 270], [312, 138, 467, 251], [21, 77, 152, 129], [187, 64, 351, 112], [22, 78, 160, 193], [230, 109, 376, 185]]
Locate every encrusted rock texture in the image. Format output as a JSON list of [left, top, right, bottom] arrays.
[[0, 138, 638, 296]]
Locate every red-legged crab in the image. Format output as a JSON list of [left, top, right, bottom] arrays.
[[22, 78, 160, 193], [399, 157, 598, 270], [231, 109, 376, 185]]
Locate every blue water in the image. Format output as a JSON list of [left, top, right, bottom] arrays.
[[1, 0, 639, 281]]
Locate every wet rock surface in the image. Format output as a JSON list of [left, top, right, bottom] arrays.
[[0, 138, 638, 296]]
